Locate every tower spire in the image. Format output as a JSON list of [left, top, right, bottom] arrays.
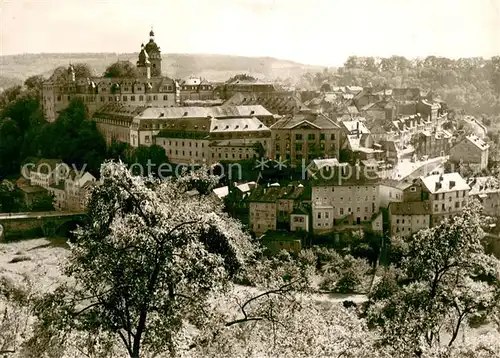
[[149, 26, 154, 39]]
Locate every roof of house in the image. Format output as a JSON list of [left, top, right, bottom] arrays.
[[247, 184, 310, 203], [18, 184, 48, 194], [310, 165, 380, 186], [213, 186, 229, 199], [137, 104, 273, 120], [468, 177, 500, 196], [342, 120, 370, 134], [464, 134, 489, 151], [223, 92, 308, 115], [419, 173, 470, 194], [389, 201, 430, 215], [270, 112, 340, 130], [210, 117, 269, 133]]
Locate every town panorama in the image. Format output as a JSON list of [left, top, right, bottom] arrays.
[[1, 26, 500, 358]]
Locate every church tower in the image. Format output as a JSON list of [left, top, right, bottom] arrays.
[[143, 28, 162, 77]]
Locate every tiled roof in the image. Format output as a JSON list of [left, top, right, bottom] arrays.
[[389, 201, 430, 215], [270, 112, 340, 130], [420, 173, 469, 194], [210, 117, 269, 133]]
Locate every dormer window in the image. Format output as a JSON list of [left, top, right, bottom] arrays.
[[214, 126, 218, 130]]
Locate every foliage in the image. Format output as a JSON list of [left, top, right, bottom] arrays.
[[103, 61, 139, 78], [27, 161, 258, 358], [226, 74, 256, 83], [50, 63, 94, 82], [29, 192, 55, 212], [0, 182, 24, 213], [367, 200, 500, 355], [189, 299, 387, 358], [129, 144, 168, 177], [37, 99, 107, 176], [299, 55, 500, 117], [24, 75, 45, 97], [319, 255, 372, 293]]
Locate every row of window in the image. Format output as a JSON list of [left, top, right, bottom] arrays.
[[281, 133, 336, 141], [433, 191, 467, 200], [167, 149, 255, 160], [56, 94, 171, 102], [434, 201, 466, 212], [317, 206, 371, 219]]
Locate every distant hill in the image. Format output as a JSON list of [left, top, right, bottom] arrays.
[[0, 53, 325, 86]]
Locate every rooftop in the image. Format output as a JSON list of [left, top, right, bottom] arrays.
[[270, 112, 340, 130], [465, 134, 489, 151], [420, 172, 469, 194], [310, 165, 380, 186], [389, 201, 430, 216]]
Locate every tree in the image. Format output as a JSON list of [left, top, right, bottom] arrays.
[[29, 192, 55, 211], [24, 75, 45, 96], [367, 200, 500, 355], [103, 61, 139, 78], [50, 63, 93, 82], [227, 74, 256, 83], [0, 182, 24, 212], [131, 144, 168, 177], [28, 161, 259, 358], [0, 118, 22, 177]]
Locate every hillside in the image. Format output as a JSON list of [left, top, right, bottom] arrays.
[[0, 52, 324, 86]]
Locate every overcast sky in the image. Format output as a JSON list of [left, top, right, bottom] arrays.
[[1, 0, 500, 66]]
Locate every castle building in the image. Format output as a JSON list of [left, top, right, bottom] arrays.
[[42, 29, 179, 122]]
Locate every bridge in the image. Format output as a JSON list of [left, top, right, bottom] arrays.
[[0, 211, 88, 241]]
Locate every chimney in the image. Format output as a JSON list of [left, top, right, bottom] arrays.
[[449, 180, 455, 189]]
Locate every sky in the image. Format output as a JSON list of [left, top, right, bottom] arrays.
[[1, 0, 500, 67]]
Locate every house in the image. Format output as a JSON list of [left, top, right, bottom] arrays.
[[418, 173, 470, 226], [260, 231, 302, 254], [65, 171, 98, 211], [26, 158, 65, 189], [468, 177, 500, 218], [340, 120, 384, 161], [178, 77, 215, 103], [413, 129, 452, 158], [306, 158, 348, 178], [379, 179, 405, 209], [449, 134, 489, 170], [290, 205, 310, 232], [388, 201, 431, 238], [416, 100, 441, 124], [14, 177, 50, 209], [310, 165, 381, 233], [360, 101, 394, 120], [247, 183, 311, 235], [352, 88, 381, 109], [270, 111, 341, 168]]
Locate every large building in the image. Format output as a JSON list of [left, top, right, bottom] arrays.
[[449, 134, 490, 171], [92, 104, 275, 164], [270, 111, 341, 168], [418, 173, 470, 225], [42, 30, 178, 122], [310, 165, 381, 233]]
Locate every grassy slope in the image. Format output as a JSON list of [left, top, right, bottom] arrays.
[[0, 53, 324, 85]]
